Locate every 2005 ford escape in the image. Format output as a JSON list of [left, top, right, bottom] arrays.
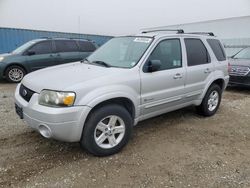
[[15, 29, 229, 156]]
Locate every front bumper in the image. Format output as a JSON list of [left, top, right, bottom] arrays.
[[229, 74, 250, 87], [14, 84, 91, 142], [0, 62, 7, 80]]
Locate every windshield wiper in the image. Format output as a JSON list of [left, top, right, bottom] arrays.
[[91, 61, 111, 67], [80, 58, 111, 68], [80, 58, 90, 63]]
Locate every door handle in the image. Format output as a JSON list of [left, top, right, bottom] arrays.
[[173, 73, 182, 79], [204, 68, 212, 73]]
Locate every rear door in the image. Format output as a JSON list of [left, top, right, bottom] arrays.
[[24, 40, 56, 71], [54, 40, 81, 64], [184, 38, 214, 101], [77, 40, 97, 60]]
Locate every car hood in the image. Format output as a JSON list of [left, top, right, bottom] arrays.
[[0, 53, 11, 57], [22, 62, 127, 93], [229, 58, 250, 67], [0, 53, 12, 61], [0, 53, 20, 63]]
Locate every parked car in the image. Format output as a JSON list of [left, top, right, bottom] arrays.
[[0, 38, 98, 83], [14, 30, 229, 156], [228, 47, 250, 87]]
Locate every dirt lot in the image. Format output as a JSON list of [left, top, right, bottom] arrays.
[[0, 82, 250, 188]]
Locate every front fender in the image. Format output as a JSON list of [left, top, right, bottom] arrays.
[[77, 85, 140, 118], [0, 62, 7, 78]]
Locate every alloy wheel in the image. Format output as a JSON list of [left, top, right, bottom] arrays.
[[94, 115, 125, 149], [8, 68, 24, 82], [207, 90, 219, 112]]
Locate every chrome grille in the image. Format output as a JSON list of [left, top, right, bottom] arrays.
[[19, 84, 35, 102], [229, 66, 250, 76]]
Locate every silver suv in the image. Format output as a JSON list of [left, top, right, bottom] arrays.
[[15, 29, 229, 156]]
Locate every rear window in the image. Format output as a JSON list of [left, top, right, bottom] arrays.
[[55, 40, 79, 52], [207, 39, 226, 61], [78, 41, 96, 52], [184, 38, 210, 66]]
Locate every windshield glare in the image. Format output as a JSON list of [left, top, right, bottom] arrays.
[[12, 41, 36, 54], [87, 37, 153, 68], [234, 48, 250, 59]]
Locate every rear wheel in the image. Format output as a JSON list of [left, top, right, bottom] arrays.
[[80, 104, 133, 156], [196, 84, 222, 116], [5, 65, 26, 83]]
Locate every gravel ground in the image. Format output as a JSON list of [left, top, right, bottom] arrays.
[[0, 82, 250, 188]]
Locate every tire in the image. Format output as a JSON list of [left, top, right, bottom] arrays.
[[80, 104, 133, 156], [5, 65, 26, 83], [196, 84, 222, 117]]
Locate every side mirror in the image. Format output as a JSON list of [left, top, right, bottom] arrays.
[[26, 51, 36, 56], [147, 60, 161, 72]]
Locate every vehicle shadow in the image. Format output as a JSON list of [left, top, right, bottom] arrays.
[[0, 80, 11, 84], [226, 85, 250, 95]]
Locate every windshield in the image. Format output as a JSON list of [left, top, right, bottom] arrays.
[[12, 40, 36, 54], [87, 36, 153, 68], [234, 48, 250, 59]]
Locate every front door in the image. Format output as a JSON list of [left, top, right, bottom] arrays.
[[24, 40, 57, 71], [140, 38, 186, 118]]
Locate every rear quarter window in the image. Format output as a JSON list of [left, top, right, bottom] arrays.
[[207, 39, 226, 61]]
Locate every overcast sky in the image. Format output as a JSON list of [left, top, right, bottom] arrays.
[[0, 0, 249, 36]]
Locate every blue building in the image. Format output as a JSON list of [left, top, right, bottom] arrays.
[[0, 27, 112, 54]]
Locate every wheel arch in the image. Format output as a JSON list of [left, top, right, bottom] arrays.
[[212, 78, 225, 90], [86, 97, 136, 122], [200, 78, 225, 101], [3, 63, 28, 77]]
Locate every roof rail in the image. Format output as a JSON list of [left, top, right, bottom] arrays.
[[37, 37, 93, 41], [38, 37, 67, 40], [39, 37, 52, 39], [186, 32, 215, 36], [141, 29, 184, 34], [69, 37, 92, 41]]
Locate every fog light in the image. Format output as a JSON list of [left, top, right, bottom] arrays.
[[38, 124, 52, 138]]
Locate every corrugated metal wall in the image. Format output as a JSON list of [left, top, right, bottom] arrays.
[[0, 27, 113, 54]]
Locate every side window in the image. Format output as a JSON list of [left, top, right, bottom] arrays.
[[78, 41, 96, 52], [55, 40, 79, 52], [207, 39, 226, 61], [147, 39, 182, 71], [184, 38, 210, 66], [28, 41, 52, 55]]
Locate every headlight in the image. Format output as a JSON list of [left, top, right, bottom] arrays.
[[39, 90, 76, 107], [0, 57, 4, 62]]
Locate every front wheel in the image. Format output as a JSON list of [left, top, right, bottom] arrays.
[[196, 84, 222, 117], [5, 65, 26, 83], [80, 104, 133, 156]]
